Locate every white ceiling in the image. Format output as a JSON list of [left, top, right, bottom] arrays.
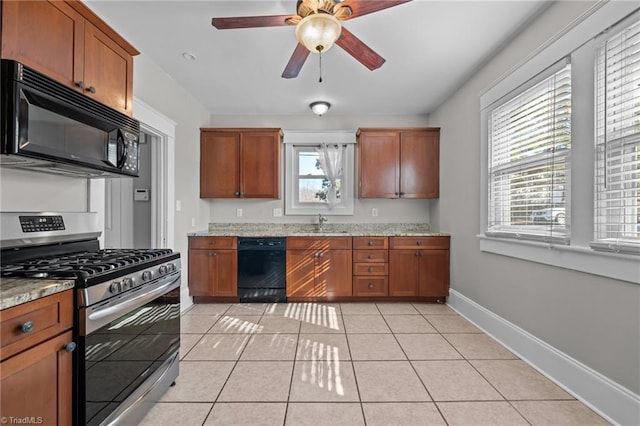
[[85, 0, 548, 117]]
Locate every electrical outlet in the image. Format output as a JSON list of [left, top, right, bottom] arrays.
[[176, 200, 182, 211], [236, 208, 243, 217], [273, 208, 283, 217], [191, 217, 196, 227], [372, 208, 378, 217]]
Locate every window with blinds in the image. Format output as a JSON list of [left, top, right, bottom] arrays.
[[487, 63, 572, 243], [592, 15, 640, 255]]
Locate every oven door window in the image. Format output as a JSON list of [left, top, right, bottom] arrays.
[[82, 292, 179, 426]]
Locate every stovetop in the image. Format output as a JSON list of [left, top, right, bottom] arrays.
[[1, 248, 175, 280]]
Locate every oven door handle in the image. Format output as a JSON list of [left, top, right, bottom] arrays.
[[88, 274, 181, 322]]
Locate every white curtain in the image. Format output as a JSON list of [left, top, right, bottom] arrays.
[[316, 143, 344, 209]]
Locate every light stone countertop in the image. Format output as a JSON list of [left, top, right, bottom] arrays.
[[188, 223, 449, 237], [1, 278, 75, 310]]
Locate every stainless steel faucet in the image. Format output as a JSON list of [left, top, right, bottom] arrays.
[[318, 213, 328, 231]]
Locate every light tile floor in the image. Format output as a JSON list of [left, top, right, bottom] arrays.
[[141, 302, 610, 426]]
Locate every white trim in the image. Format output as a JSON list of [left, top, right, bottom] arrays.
[[479, 235, 640, 284], [133, 98, 176, 250], [448, 289, 640, 426]]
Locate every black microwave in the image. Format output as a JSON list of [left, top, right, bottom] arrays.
[[0, 60, 139, 178]]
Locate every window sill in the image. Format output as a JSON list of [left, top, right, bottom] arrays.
[[478, 235, 640, 284]]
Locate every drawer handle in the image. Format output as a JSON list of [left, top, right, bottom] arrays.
[[417, 240, 422, 246], [368, 241, 374, 246], [368, 283, 374, 289], [21, 321, 34, 334], [209, 252, 218, 257], [368, 255, 374, 259], [64, 342, 77, 353], [209, 241, 216, 245], [368, 266, 374, 272]]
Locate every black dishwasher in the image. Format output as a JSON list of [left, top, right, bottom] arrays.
[[237, 237, 287, 302]]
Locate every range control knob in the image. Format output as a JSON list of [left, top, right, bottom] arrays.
[[142, 271, 153, 282], [122, 277, 134, 289], [109, 281, 122, 294], [158, 265, 168, 276], [168, 263, 176, 273]]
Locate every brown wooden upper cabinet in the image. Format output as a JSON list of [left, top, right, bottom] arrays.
[[357, 128, 440, 199], [200, 128, 281, 199], [1, 0, 139, 116]]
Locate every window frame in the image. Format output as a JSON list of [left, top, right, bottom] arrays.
[[283, 131, 355, 216], [479, 1, 640, 284]]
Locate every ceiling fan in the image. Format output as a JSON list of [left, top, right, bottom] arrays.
[[211, 0, 412, 79]]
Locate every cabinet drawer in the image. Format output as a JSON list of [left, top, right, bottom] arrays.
[[1, 290, 73, 361], [287, 237, 352, 250], [353, 263, 388, 276], [353, 277, 388, 297], [353, 250, 388, 263], [389, 236, 450, 250], [189, 236, 237, 250], [353, 237, 388, 250]]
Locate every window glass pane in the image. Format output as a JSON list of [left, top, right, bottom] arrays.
[[298, 151, 324, 176], [298, 178, 342, 203]]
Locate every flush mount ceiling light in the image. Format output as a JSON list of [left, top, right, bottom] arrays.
[[310, 101, 330, 116], [182, 52, 197, 61]]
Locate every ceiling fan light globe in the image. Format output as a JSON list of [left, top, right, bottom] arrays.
[[295, 13, 341, 53]]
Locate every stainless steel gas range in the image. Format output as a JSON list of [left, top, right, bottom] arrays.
[[0, 212, 181, 426]]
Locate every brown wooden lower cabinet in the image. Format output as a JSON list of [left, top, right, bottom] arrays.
[[287, 237, 352, 299], [0, 291, 74, 426], [188, 236, 238, 299], [388, 236, 450, 299]]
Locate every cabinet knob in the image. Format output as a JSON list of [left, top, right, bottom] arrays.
[[209, 241, 216, 245], [368, 283, 374, 289], [368, 241, 374, 246], [209, 252, 217, 257], [75, 81, 86, 89], [399, 192, 405, 196], [64, 342, 77, 353], [86, 86, 96, 94], [235, 192, 240, 196], [20, 321, 34, 334], [368, 266, 374, 272], [416, 240, 422, 246], [368, 255, 374, 259]]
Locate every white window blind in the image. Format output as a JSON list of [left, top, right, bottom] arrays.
[[592, 14, 640, 255], [487, 62, 572, 244]]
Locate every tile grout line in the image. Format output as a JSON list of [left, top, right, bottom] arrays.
[[340, 303, 368, 426], [282, 312, 302, 426]]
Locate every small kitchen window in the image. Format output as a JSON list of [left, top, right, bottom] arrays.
[[283, 131, 355, 215]]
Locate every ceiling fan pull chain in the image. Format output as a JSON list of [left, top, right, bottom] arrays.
[[318, 45, 323, 83]]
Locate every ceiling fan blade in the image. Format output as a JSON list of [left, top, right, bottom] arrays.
[[282, 43, 311, 79], [336, 27, 385, 71], [338, 0, 412, 20], [211, 15, 293, 29]]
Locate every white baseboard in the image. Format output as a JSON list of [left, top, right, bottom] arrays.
[[448, 289, 640, 426]]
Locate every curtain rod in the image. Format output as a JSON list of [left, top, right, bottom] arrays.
[[292, 144, 348, 148]]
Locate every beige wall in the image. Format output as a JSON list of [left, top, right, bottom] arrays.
[[429, 0, 640, 395]]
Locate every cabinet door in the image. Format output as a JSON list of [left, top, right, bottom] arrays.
[[241, 131, 280, 198], [286, 250, 316, 297], [1, 0, 84, 89], [388, 250, 419, 296], [1, 330, 73, 426], [188, 249, 237, 297], [317, 250, 353, 297], [419, 250, 449, 297], [400, 130, 439, 198], [200, 131, 241, 198], [83, 23, 134, 115], [358, 131, 399, 198]]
